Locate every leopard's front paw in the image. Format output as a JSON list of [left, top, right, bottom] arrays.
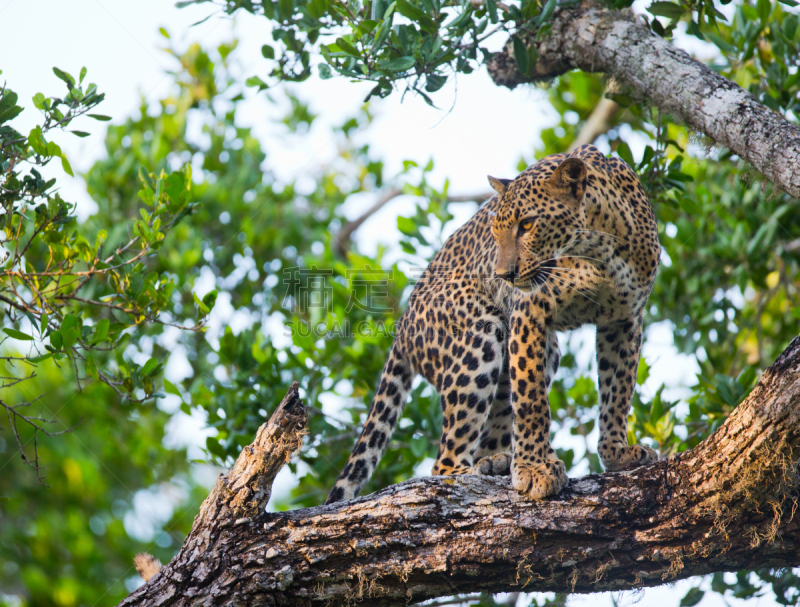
[[512, 459, 568, 500], [473, 452, 512, 476], [600, 442, 658, 472]]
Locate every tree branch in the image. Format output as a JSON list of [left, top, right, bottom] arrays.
[[334, 189, 493, 257], [568, 97, 619, 152], [335, 188, 403, 257], [486, 5, 800, 197], [119, 336, 800, 606]]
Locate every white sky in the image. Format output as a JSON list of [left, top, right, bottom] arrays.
[[0, 1, 770, 605]]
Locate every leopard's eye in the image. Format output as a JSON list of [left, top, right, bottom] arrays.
[[520, 219, 534, 232]]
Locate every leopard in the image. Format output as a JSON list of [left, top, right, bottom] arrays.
[[325, 144, 660, 504]]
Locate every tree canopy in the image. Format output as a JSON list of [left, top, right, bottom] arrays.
[[2, 0, 800, 605]]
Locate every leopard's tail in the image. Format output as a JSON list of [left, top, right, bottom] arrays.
[[325, 340, 413, 504], [134, 553, 163, 582]]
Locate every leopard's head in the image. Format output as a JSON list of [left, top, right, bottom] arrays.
[[489, 156, 588, 293]]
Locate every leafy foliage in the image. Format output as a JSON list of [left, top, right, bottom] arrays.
[[0, 69, 206, 481], [174, 0, 588, 102]]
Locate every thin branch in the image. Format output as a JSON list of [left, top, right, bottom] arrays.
[[335, 187, 402, 257], [335, 189, 493, 257]]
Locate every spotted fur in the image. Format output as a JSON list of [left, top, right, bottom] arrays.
[[326, 145, 660, 504]]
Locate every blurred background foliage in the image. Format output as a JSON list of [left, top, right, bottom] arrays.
[[2, 0, 800, 606]]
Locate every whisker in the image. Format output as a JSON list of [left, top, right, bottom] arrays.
[[575, 229, 621, 241], [545, 271, 601, 306], [553, 254, 605, 264], [546, 266, 598, 276]]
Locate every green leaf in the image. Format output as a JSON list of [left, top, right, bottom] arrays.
[[79, 66, 87, 83], [139, 166, 155, 190], [707, 33, 736, 54], [61, 314, 81, 333], [757, 0, 770, 21], [261, 44, 275, 59], [206, 436, 226, 458], [680, 587, 705, 607], [88, 114, 112, 121], [85, 353, 99, 379], [28, 353, 53, 364], [425, 74, 447, 92], [648, 1, 685, 19], [410, 435, 428, 457], [616, 142, 634, 167], [397, 215, 416, 234], [32, 93, 46, 110], [485, 0, 499, 22], [61, 327, 80, 349], [380, 56, 416, 71], [61, 155, 74, 177], [92, 319, 110, 343], [445, 5, 472, 29], [396, 0, 436, 32], [52, 67, 75, 88], [159, 27, 171, 38], [372, 0, 389, 19], [513, 37, 529, 76], [334, 37, 360, 56], [535, 0, 557, 26], [245, 76, 269, 90], [142, 357, 159, 376], [372, 8, 395, 50], [70, 131, 90, 138], [3, 328, 34, 341], [318, 63, 333, 79], [0, 102, 22, 125], [49, 330, 63, 350], [164, 379, 182, 397], [202, 289, 218, 310], [28, 126, 47, 155]]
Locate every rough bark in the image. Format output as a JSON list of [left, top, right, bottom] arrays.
[[119, 336, 800, 606], [486, 4, 800, 198]]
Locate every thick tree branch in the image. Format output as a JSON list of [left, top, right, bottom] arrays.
[[120, 336, 800, 606], [487, 5, 800, 198]]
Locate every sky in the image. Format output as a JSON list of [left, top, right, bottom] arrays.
[[0, 1, 769, 605]]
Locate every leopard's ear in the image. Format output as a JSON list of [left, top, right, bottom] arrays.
[[549, 158, 587, 203], [488, 176, 512, 196]]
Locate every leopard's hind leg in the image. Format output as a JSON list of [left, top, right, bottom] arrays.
[[429, 317, 507, 477]]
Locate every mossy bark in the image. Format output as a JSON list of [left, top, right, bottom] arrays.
[[119, 337, 800, 606]]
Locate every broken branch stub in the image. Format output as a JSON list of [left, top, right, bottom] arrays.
[[118, 382, 306, 604], [221, 381, 307, 518]]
